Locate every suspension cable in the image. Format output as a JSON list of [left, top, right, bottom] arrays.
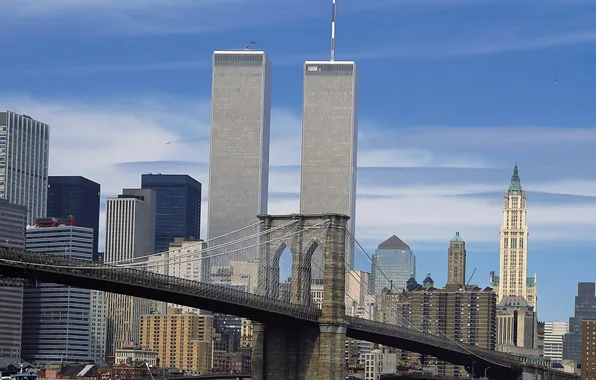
[[2, 220, 331, 271], [103, 220, 265, 265], [107, 219, 299, 267]]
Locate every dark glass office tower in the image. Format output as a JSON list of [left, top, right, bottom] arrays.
[[141, 174, 202, 252], [563, 282, 596, 362], [47, 176, 100, 260]]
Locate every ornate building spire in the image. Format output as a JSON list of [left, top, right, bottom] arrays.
[[508, 164, 522, 194]]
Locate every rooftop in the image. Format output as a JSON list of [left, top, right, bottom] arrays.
[[450, 232, 464, 242], [378, 235, 410, 250], [213, 50, 266, 54], [305, 60, 356, 65]]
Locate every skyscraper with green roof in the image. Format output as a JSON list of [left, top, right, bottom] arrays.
[[447, 232, 467, 286]]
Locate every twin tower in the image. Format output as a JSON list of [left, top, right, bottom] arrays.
[[206, 50, 358, 268]]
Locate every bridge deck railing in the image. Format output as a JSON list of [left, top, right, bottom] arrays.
[[0, 247, 321, 322], [348, 316, 523, 367]]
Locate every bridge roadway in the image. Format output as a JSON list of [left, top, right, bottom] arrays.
[[165, 375, 251, 380], [0, 247, 575, 379]]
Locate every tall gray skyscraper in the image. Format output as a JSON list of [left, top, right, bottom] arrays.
[[300, 61, 358, 268], [0, 199, 26, 360], [0, 111, 50, 225], [208, 50, 271, 240]]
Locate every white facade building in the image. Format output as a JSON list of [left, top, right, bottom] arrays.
[[363, 348, 397, 380], [497, 165, 536, 308], [22, 223, 94, 363], [311, 282, 324, 310], [168, 238, 205, 282], [104, 196, 153, 356], [346, 270, 371, 316], [146, 238, 207, 314], [89, 290, 107, 364], [114, 345, 158, 366], [544, 321, 569, 361], [0, 111, 50, 225]]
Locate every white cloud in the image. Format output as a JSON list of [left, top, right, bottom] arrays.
[[3, 95, 595, 252]]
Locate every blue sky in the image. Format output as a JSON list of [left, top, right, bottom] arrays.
[[1, 0, 595, 322]]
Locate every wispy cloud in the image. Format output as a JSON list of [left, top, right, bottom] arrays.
[[17, 26, 596, 76], [7, 0, 240, 15], [0, 55, 312, 76], [3, 94, 593, 249], [1, 0, 251, 36], [0, 0, 518, 37], [360, 125, 596, 147], [348, 29, 596, 61], [6, 61, 212, 76]]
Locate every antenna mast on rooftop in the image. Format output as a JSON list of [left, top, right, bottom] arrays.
[[330, 0, 337, 61]]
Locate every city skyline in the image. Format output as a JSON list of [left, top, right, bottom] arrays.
[[0, 0, 594, 323]]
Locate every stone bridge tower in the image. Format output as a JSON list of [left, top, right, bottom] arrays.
[[251, 213, 349, 380]]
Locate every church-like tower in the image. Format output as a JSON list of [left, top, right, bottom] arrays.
[[497, 165, 534, 306]]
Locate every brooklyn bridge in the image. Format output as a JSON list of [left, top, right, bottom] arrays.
[[0, 213, 577, 380]]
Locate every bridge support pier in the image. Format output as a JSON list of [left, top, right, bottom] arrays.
[[251, 323, 347, 380], [252, 214, 349, 380]]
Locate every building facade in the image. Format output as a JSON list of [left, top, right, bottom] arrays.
[[120, 189, 156, 255], [208, 50, 271, 240], [114, 343, 159, 367], [240, 318, 253, 349], [363, 348, 397, 380], [371, 235, 415, 294], [490, 273, 537, 312], [544, 321, 568, 361], [582, 320, 596, 380], [89, 290, 107, 364], [0, 111, 50, 225], [496, 296, 538, 352], [140, 174, 202, 252], [300, 60, 358, 269], [140, 308, 214, 374], [0, 199, 26, 360], [564, 282, 596, 363], [497, 165, 536, 309], [22, 222, 94, 363], [447, 232, 466, 286], [47, 176, 101, 260], [377, 283, 497, 377], [104, 196, 153, 356], [146, 238, 207, 314], [346, 270, 371, 316]]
